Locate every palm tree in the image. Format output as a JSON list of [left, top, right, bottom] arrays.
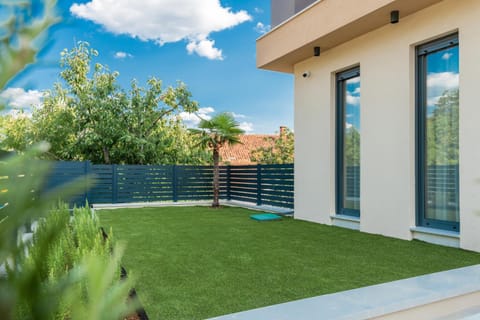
[[191, 113, 244, 207]]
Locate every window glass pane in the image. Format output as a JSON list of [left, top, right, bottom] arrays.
[[343, 76, 360, 211], [425, 46, 459, 222]]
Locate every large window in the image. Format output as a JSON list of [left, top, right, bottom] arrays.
[[416, 34, 459, 231], [336, 67, 360, 217]]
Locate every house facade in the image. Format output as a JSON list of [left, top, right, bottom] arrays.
[[257, 0, 480, 251]]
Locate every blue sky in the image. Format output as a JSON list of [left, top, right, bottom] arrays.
[[3, 0, 293, 134], [426, 46, 459, 112], [345, 77, 360, 130]]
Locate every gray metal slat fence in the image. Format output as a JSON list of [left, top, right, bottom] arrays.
[[39, 162, 295, 209], [6, 161, 460, 212]]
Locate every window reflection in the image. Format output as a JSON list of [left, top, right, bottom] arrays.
[[424, 45, 459, 222], [343, 77, 360, 211]]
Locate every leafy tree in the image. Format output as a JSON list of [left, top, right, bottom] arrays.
[[143, 116, 211, 165], [30, 83, 77, 160], [426, 89, 459, 165], [47, 42, 201, 164], [250, 127, 294, 164], [2, 42, 210, 164], [191, 113, 244, 207], [1, 111, 33, 152], [344, 126, 360, 166]]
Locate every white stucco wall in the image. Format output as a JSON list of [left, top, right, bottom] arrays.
[[293, 0, 480, 251]]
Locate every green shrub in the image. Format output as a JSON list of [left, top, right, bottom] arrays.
[[7, 202, 133, 320], [0, 1, 136, 318], [27, 205, 114, 281]]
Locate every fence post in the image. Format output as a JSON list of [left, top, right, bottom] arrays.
[[226, 165, 231, 201], [85, 161, 92, 205], [256, 164, 262, 206], [172, 165, 178, 202], [112, 164, 118, 203]]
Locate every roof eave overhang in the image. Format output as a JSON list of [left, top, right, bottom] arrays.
[[256, 0, 444, 74]]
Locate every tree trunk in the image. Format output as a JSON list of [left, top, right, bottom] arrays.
[[139, 144, 144, 165], [102, 146, 111, 164], [212, 147, 220, 207]]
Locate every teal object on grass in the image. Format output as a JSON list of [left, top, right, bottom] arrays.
[[250, 213, 282, 221]]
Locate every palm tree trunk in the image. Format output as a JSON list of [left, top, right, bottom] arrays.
[[212, 147, 220, 207]]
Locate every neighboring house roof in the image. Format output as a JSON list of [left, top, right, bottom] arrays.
[[220, 134, 276, 165]]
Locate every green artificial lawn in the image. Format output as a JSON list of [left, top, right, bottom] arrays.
[[98, 206, 480, 320]]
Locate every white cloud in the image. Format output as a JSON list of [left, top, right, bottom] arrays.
[[427, 72, 459, 90], [239, 121, 254, 133], [353, 87, 361, 95], [198, 107, 214, 117], [345, 122, 353, 129], [70, 0, 252, 60], [180, 107, 215, 127], [186, 38, 223, 60], [0, 88, 43, 110], [442, 52, 453, 60], [426, 72, 459, 102], [254, 7, 263, 14], [114, 51, 133, 59], [254, 22, 270, 34], [230, 112, 246, 119], [180, 108, 253, 132], [346, 93, 360, 106]]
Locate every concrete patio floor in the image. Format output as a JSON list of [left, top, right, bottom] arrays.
[[209, 264, 480, 320]]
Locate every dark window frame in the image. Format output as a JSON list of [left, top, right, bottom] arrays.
[[336, 66, 360, 217], [416, 33, 459, 231]]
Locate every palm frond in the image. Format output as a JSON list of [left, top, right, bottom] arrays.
[[191, 112, 244, 149]]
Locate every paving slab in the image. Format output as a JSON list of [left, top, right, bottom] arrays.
[[209, 265, 480, 320]]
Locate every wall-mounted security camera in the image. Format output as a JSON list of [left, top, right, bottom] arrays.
[[302, 71, 311, 78]]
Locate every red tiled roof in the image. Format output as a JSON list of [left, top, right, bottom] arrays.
[[220, 134, 277, 165]]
